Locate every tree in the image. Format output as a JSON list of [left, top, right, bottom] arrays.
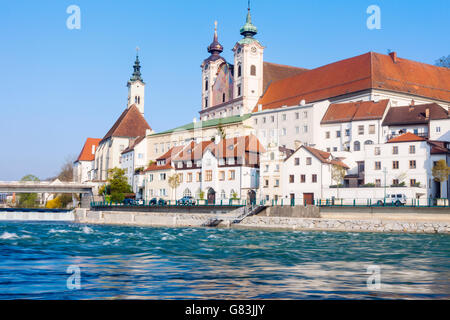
[[435, 55, 450, 68], [107, 168, 132, 202], [17, 174, 40, 208], [57, 155, 76, 182], [46, 197, 62, 209], [168, 174, 181, 201], [432, 160, 450, 198], [331, 164, 346, 199]]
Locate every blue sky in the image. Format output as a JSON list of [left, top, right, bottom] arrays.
[[0, 0, 449, 181]]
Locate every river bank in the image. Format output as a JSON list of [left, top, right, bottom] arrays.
[[73, 208, 450, 234]]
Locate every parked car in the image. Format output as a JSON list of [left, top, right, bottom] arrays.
[[377, 194, 407, 206], [177, 196, 195, 205], [149, 198, 158, 205], [158, 198, 167, 206], [123, 198, 136, 205]]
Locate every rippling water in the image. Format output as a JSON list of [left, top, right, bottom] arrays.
[[0, 221, 449, 299]]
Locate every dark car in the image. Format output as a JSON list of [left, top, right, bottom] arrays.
[[149, 198, 158, 205], [124, 198, 136, 205], [158, 198, 167, 206], [177, 196, 195, 205]]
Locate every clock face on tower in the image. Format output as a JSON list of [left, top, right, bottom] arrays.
[[251, 47, 257, 53]]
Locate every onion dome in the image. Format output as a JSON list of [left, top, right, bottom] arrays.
[[207, 21, 224, 56], [130, 47, 143, 82], [240, 5, 258, 38]]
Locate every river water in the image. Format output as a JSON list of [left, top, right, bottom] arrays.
[[0, 221, 449, 299]]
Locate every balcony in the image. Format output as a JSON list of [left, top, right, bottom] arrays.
[[386, 132, 428, 141]]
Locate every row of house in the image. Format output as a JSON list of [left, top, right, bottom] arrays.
[[73, 7, 450, 205]]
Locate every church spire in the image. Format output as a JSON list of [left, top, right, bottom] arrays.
[[130, 47, 143, 82], [207, 21, 224, 56], [240, 1, 258, 38]]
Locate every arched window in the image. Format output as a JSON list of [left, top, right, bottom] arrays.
[[135, 96, 138, 103], [354, 141, 361, 151], [205, 97, 208, 108], [205, 78, 208, 91], [222, 93, 226, 103], [137, 96, 140, 104], [238, 64, 242, 77], [364, 140, 374, 145], [183, 188, 192, 197], [250, 65, 256, 76], [230, 189, 236, 198]]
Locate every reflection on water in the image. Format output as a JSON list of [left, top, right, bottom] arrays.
[[0, 221, 449, 299]]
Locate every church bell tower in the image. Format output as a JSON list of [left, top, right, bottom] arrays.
[[127, 48, 145, 115]]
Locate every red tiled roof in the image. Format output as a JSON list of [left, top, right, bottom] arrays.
[[76, 138, 101, 162], [102, 105, 151, 142], [263, 62, 309, 93], [144, 145, 185, 172], [289, 145, 349, 169], [321, 99, 389, 124], [382, 103, 448, 126], [387, 132, 426, 143], [255, 52, 450, 112], [428, 140, 450, 155]]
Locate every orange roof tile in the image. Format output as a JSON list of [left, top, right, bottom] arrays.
[[387, 132, 426, 143], [76, 138, 101, 162], [255, 52, 450, 112], [321, 100, 389, 124]]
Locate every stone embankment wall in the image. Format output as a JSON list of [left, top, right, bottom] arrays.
[[238, 216, 450, 234]]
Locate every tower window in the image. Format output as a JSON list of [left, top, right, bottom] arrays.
[[135, 96, 137, 103], [205, 97, 208, 108], [222, 93, 226, 103], [205, 79, 209, 91], [238, 85, 241, 97], [137, 96, 140, 104], [250, 65, 256, 76], [238, 65, 242, 77]]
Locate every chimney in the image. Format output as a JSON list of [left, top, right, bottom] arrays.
[[425, 108, 430, 120], [389, 51, 398, 63]]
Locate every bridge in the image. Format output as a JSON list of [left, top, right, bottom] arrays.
[[0, 180, 95, 208]]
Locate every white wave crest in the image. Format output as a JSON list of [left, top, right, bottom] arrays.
[[0, 232, 19, 239], [82, 226, 94, 234]]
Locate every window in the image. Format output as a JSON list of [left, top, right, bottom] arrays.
[[281, 128, 287, 136], [304, 125, 308, 133], [303, 111, 308, 118], [254, 118, 258, 125], [229, 170, 235, 180], [312, 174, 317, 183], [374, 147, 380, 156], [392, 179, 399, 185], [327, 148, 330, 152], [238, 85, 241, 96], [205, 170, 212, 182], [275, 164, 280, 172], [274, 179, 280, 187], [353, 141, 360, 151], [358, 125, 364, 135], [345, 129, 350, 136], [270, 152, 275, 161], [393, 161, 399, 169], [409, 160, 416, 169], [306, 157, 312, 165], [369, 125, 375, 134], [295, 158, 300, 166], [436, 126, 441, 133], [219, 171, 225, 181], [205, 97, 208, 108], [262, 117, 266, 124], [325, 131, 330, 139], [300, 175, 306, 183], [336, 131, 341, 138], [238, 65, 242, 77], [375, 161, 381, 170], [295, 112, 299, 120], [289, 175, 294, 183], [221, 190, 227, 199], [178, 173, 183, 183], [271, 116, 275, 123], [222, 93, 226, 103], [409, 145, 416, 154], [148, 174, 153, 182], [196, 172, 201, 182], [264, 179, 269, 187], [333, 147, 337, 152], [393, 146, 398, 155], [410, 179, 417, 187], [264, 165, 269, 172], [375, 179, 381, 187], [295, 126, 300, 134], [159, 173, 166, 180], [205, 79, 208, 91], [364, 140, 374, 145], [250, 65, 256, 76], [187, 173, 192, 182]]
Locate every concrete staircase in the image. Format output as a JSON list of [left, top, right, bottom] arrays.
[[202, 204, 265, 227]]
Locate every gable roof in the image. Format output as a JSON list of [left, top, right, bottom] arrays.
[[75, 138, 101, 162], [428, 140, 450, 155], [287, 145, 349, 169], [321, 99, 389, 124], [382, 103, 448, 126], [255, 52, 450, 112], [144, 145, 185, 172], [102, 105, 151, 142], [263, 62, 309, 94], [387, 132, 426, 143]]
